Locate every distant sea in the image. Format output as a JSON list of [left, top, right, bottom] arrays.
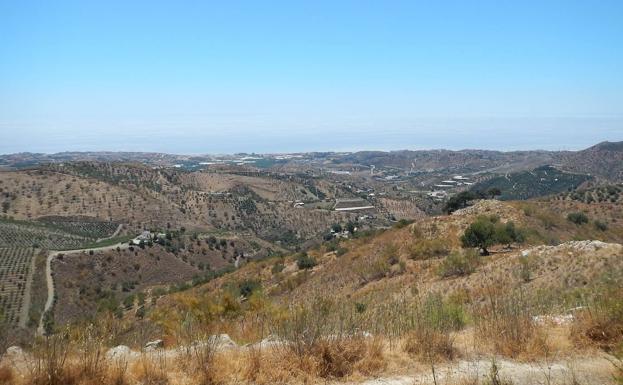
[[1, 116, 621, 154]]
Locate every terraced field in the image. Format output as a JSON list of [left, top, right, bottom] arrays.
[[0, 247, 34, 326]]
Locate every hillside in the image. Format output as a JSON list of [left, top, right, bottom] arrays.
[[470, 165, 592, 200], [0, 163, 372, 247], [1, 157, 623, 385], [557, 141, 623, 181], [167, 199, 623, 308], [1, 198, 622, 384]]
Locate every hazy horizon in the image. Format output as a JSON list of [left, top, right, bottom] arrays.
[[2, 1, 622, 154]]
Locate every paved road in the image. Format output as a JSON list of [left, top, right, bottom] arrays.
[[37, 241, 131, 335]]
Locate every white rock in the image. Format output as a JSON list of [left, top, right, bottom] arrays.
[[207, 334, 237, 349], [144, 339, 164, 351], [252, 334, 284, 349], [106, 345, 132, 359], [5, 346, 25, 360]]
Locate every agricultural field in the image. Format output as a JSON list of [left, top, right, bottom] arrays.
[[0, 247, 34, 326], [553, 184, 623, 204], [37, 216, 119, 239], [471, 165, 592, 200], [0, 217, 119, 250]]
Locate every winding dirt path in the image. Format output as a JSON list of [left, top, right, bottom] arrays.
[[37, 241, 131, 335]]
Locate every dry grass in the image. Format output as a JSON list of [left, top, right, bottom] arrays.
[[130, 353, 169, 385], [0, 366, 14, 385], [473, 286, 551, 359], [571, 284, 623, 351], [403, 329, 455, 361]]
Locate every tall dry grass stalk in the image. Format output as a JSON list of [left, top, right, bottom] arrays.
[[132, 351, 169, 385], [27, 330, 72, 385], [474, 286, 548, 358]]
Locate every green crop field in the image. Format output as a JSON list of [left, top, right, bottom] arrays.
[[0, 247, 34, 326]]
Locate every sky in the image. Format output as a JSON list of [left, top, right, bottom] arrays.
[[1, 0, 622, 154]]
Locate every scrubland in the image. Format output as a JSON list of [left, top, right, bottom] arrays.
[[2, 199, 623, 384]]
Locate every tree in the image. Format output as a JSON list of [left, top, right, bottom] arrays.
[[345, 221, 356, 234], [462, 217, 524, 255], [487, 188, 502, 199], [296, 252, 317, 270], [331, 223, 342, 233], [460, 216, 497, 255], [494, 221, 524, 248], [443, 191, 485, 213]]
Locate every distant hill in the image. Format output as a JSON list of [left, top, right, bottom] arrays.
[[556, 140, 623, 181], [2, 141, 622, 181], [470, 165, 592, 200], [589, 140, 623, 152]]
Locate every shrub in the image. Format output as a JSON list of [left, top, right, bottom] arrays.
[[354, 302, 367, 313], [238, 279, 261, 298], [571, 282, 623, 351], [594, 220, 608, 231], [517, 255, 535, 283], [474, 287, 544, 358], [437, 250, 479, 278], [296, 253, 317, 270], [353, 254, 390, 283], [409, 238, 449, 260], [403, 293, 465, 360], [271, 262, 285, 274], [567, 212, 588, 225], [394, 219, 413, 229]]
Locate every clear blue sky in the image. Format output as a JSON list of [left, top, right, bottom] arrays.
[[1, 0, 622, 154]]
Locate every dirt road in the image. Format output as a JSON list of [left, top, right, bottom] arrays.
[[37, 242, 131, 335]]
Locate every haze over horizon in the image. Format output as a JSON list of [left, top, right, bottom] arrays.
[[1, 1, 622, 154]]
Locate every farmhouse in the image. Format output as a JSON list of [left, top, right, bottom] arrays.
[[132, 230, 153, 245]]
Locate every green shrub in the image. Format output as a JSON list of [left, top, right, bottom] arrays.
[[296, 253, 317, 270], [437, 250, 479, 278], [567, 212, 588, 225], [409, 238, 449, 260], [394, 219, 413, 229], [271, 262, 285, 274], [238, 279, 262, 298], [594, 220, 608, 231]]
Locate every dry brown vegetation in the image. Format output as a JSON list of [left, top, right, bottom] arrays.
[[3, 193, 623, 384]]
